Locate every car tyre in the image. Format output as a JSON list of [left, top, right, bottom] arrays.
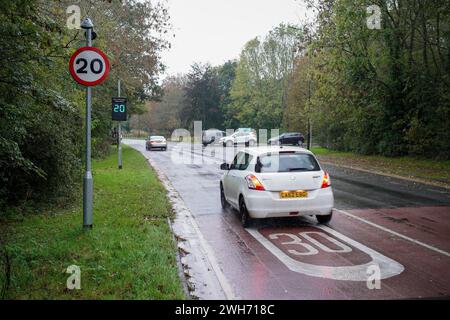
[[226, 140, 233, 147], [239, 197, 253, 228], [220, 184, 229, 209], [316, 212, 333, 224], [249, 139, 256, 146]]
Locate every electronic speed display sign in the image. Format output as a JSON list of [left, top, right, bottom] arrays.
[[112, 97, 127, 121], [69, 47, 110, 86]]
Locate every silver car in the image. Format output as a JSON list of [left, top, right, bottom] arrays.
[[146, 135, 167, 151]]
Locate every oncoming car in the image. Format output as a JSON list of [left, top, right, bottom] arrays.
[[219, 130, 257, 147], [202, 129, 226, 146], [145, 135, 167, 151], [219, 146, 334, 227]]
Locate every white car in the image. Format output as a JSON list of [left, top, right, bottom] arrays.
[[219, 131, 257, 147], [219, 146, 334, 227]]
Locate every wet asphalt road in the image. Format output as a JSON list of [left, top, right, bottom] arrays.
[[126, 140, 450, 299]]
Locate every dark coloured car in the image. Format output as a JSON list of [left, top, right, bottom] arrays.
[[268, 132, 305, 146]]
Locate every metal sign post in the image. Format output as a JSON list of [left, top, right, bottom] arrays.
[[112, 92, 127, 170], [82, 20, 94, 229], [70, 18, 110, 229], [118, 80, 122, 169]]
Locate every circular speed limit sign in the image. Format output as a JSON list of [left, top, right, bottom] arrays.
[[69, 47, 110, 86]]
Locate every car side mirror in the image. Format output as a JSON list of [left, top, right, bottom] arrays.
[[255, 158, 262, 173], [220, 163, 229, 170]]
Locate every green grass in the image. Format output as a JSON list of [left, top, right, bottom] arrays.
[[311, 147, 450, 187], [0, 146, 185, 299]]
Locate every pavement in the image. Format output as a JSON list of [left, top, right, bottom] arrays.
[[125, 139, 450, 300]]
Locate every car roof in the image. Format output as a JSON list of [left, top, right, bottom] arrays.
[[150, 135, 164, 138], [239, 146, 313, 156]]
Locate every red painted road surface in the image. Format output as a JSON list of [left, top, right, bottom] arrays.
[[197, 207, 450, 299], [128, 140, 450, 299]]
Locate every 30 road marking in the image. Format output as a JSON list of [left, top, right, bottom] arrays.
[[334, 208, 450, 258], [247, 226, 404, 281]]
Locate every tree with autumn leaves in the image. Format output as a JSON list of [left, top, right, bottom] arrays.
[[0, 0, 170, 210]]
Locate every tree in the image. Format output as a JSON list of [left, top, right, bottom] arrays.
[[0, 0, 171, 210], [140, 75, 187, 135], [216, 61, 238, 128], [283, 56, 311, 135], [182, 63, 222, 130], [304, 0, 449, 158], [229, 23, 302, 130]]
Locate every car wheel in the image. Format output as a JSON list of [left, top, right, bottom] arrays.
[[248, 139, 256, 146], [226, 140, 233, 147], [220, 184, 229, 209], [239, 197, 252, 228], [316, 212, 333, 224]]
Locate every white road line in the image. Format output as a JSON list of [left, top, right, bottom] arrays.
[[334, 208, 450, 258], [130, 142, 237, 300], [247, 227, 404, 281], [184, 208, 237, 300]]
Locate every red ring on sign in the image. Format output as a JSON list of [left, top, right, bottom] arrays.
[[69, 46, 110, 86]]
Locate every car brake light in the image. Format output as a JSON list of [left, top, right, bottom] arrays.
[[321, 171, 331, 188], [245, 174, 265, 191]]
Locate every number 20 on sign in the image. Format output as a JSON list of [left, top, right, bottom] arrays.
[[69, 47, 110, 86], [112, 97, 127, 121]]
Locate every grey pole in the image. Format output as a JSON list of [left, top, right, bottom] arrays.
[[307, 30, 312, 150], [118, 79, 122, 169], [82, 18, 94, 229]]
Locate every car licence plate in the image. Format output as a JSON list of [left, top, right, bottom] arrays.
[[280, 190, 308, 198]]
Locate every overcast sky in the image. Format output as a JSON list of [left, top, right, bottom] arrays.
[[161, 0, 311, 77]]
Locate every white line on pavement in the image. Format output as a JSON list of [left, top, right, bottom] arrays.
[[127, 141, 237, 300], [334, 208, 450, 258]]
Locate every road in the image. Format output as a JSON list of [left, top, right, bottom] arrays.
[[126, 139, 450, 299]]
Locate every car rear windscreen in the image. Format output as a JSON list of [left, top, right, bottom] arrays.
[[257, 152, 320, 172]]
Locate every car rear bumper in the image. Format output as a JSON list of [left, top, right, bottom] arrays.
[[148, 143, 167, 148], [244, 187, 334, 218]]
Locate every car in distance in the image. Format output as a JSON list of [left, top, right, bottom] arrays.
[[219, 130, 257, 147], [146, 135, 167, 151], [219, 146, 333, 227], [268, 132, 305, 146], [236, 128, 254, 133], [202, 129, 226, 146]]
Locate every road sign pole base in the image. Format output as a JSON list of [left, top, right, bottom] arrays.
[[83, 171, 93, 228]]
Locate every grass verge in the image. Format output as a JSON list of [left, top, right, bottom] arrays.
[[0, 146, 185, 299], [312, 147, 450, 188]]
